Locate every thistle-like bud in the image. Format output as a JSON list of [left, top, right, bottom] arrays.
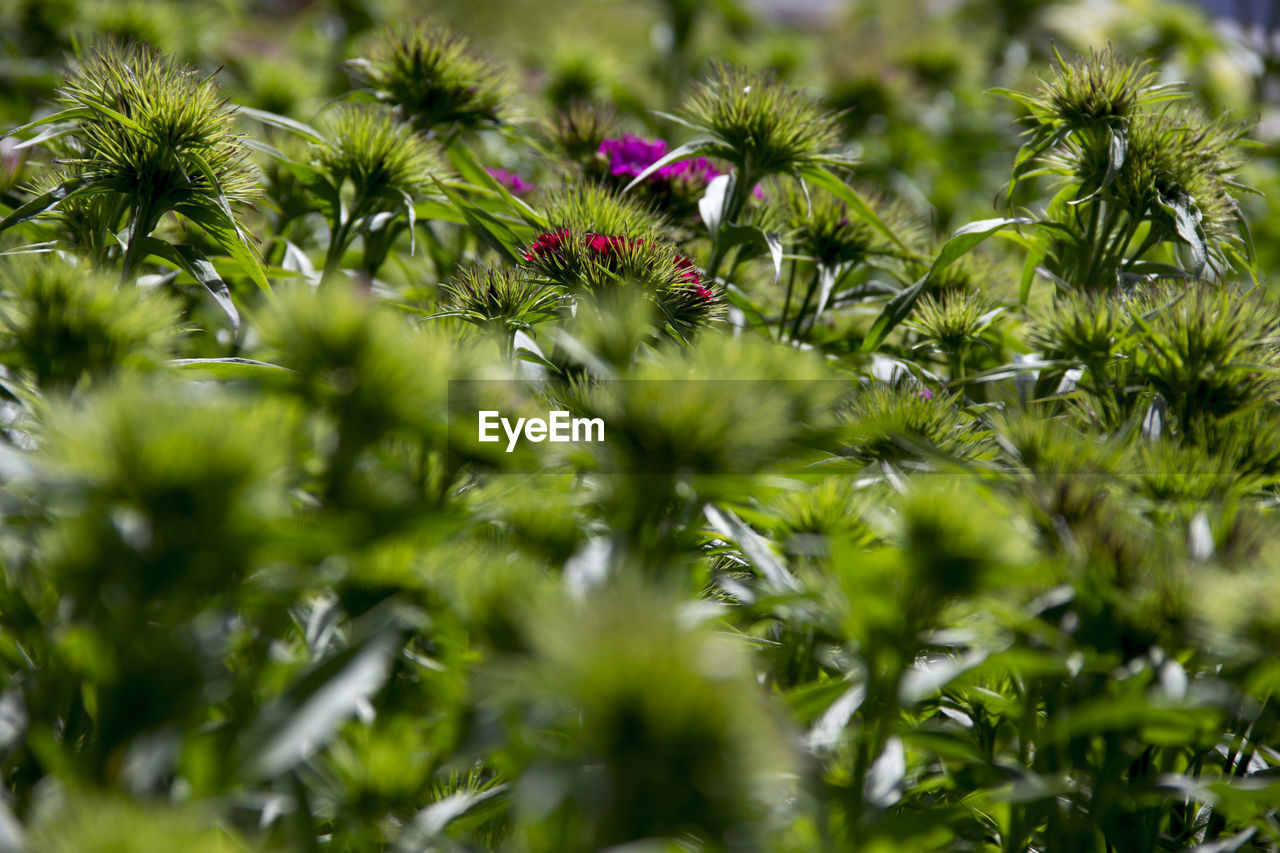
[[345, 20, 511, 136], [0, 256, 179, 390], [438, 264, 561, 332], [677, 62, 845, 177], [57, 42, 257, 207], [311, 103, 441, 203]]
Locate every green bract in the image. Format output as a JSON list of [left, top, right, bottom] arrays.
[[677, 62, 844, 177], [346, 20, 510, 136]]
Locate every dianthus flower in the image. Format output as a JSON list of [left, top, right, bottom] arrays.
[[487, 167, 533, 196], [599, 134, 722, 188], [525, 228, 571, 260]]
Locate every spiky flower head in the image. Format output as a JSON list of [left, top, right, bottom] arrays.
[[55, 42, 257, 205], [1099, 109, 1250, 270], [1006, 47, 1180, 136], [505, 584, 795, 849], [906, 291, 1001, 354], [786, 184, 910, 268], [1000, 47, 1252, 275], [523, 228, 720, 335], [312, 103, 441, 202], [438, 264, 561, 332], [839, 381, 988, 465], [1120, 280, 1280, 435], [0, 256, 179, 390], [544, 100, 618, 165], [1028, 290, 1127, 365], [540, 182, 668, 239], [346, 19, 510, 136], [678, 63, 845, 177]]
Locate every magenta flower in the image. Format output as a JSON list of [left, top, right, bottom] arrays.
[[598, 134, 766, 208], [599, 134, 669, 181], [599, 134, 722, 188], [525, 228, 571, 261], [486, 167, 534, 196]]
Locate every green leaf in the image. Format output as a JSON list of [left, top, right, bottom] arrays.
[[238, 619, 402, 781], [698, 173, 731, 237], [1, 107, 93, 141], [171, 357, 293, 379], [862, 217, 1035, 352], [621, 139, 716, 193], [186, 149, 251, 245], [433, 177, 521, 264], [800, 165, 914, 256], [814, 262, 845, 318], [0, 174, 95, 231], [718, 223, 783, 282], [1157, 193, 1207, 275], [140, 238, 240, 331], [236, 105, 327, 144], [445, 142, 547, 230], [173, 202, 274, 301], [395, 784, 509, 851], [704, 503, 799, 592]]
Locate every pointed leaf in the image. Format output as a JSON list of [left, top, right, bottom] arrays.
[[445, 142, 547, 230], [800, 165, 913, 255], [814, 262, 845, 318], [862, 217, 1035, 352], [699, 173, 732, 236], [236, 106, 327, 144], [704, 503, 798, 592], [434, 177, 521, 264], [0, 174, 96, 231], [140, 238, 239, 331], [622, 139, 716, 193], [173, 202, 274, 300], [1, 107, 93, 141], [238, 623, 401, 781], [171, 358, 293, 380]]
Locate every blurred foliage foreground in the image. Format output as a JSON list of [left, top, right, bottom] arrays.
[[2, 0, 1280, 850]]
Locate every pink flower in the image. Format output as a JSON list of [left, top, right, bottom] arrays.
[[525, 228, 571, 261], [673, 254, 701, 286], [486, 167, 534, 196]]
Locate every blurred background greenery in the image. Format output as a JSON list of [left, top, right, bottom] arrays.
[[2, 0, 1280, 851]]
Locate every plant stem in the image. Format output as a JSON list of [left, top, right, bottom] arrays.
[[121, 195, 159, 280], [790, 264, 823, 341], [778, 257, 798, 341]]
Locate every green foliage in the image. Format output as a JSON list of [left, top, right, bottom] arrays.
[[0, 257, 179, 390], [0, 4, 1278, 852]]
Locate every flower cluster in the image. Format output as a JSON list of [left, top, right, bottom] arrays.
[[526, 228, 711, 301], [599, 134, 722, 190]]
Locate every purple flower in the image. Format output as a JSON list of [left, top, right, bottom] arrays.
[[486, 167, 534, 196], [598, 134, 767, 205], [599, 134, 669, 181], [599, 134, 724, 188]]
